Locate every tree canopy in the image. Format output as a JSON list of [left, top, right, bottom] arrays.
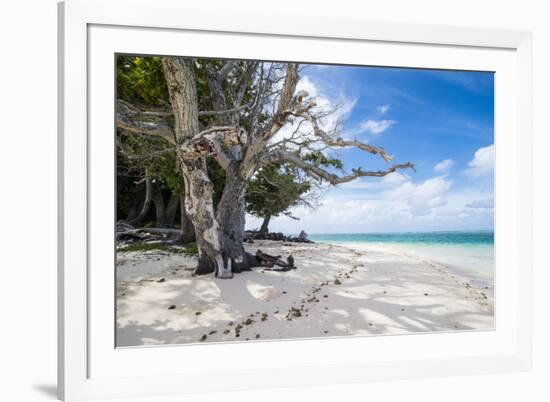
[[116, 55, 414, 277], [246, 163, 312, 232]]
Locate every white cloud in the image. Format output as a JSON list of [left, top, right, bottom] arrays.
[[434, 158, 454, 174], [318, 175, 454, 227], [376, 105, 390, 114], [466, 198, 494, 209], [387, 176, 452, 217], [381, 172, 409, 185], [245, 174, 496, 234], [295, 76, 357, 120], [464, 144, 494, 177], [295, 75, 319, 97], [270, 75, 357, 149], [360, 119, 397, 135]]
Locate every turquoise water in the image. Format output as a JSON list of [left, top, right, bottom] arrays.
[[308, 231, 493, 246], [308, 231, 494, 280]]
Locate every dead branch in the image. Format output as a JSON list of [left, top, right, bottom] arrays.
[[255, 250, 296, 271], [289, 104, 395, 162], [116, 99, 175, 144], [120, 147, 176, 160], [198, 104, 249, 116], [271, 150, 414, 185], [263, 64, 300, 140]]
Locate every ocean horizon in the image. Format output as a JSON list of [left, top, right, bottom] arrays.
[[306, 230, 493, 245]]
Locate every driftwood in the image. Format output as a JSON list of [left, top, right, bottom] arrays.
[[116, 224, 184, 244], [255, 250, 296, 271], [135, 228, 181, 237], [245, 231, 314, 243]]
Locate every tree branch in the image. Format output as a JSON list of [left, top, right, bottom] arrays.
[[271, 150, 414, 185], [263, 63, 300, 140], [119, 146, 176, 160], [116, 99, 175, 144], [219, 60, 237, 80], [234, 61, 258, 109], [198, 104, 250, 116], [289, 99, 397, 163], [190, 126, 246, 145], [118, 97, 253, 118], [206, 63, 232, 125]]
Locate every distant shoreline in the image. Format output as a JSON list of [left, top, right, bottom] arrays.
[[250, 230, 495, 236], [302, 230, 493, 234], [253, 231, 494, 245]]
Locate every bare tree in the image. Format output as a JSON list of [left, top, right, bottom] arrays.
[[116, 58, 414, 278]]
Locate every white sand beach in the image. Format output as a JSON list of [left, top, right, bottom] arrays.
[[116, 241, 494, 347]]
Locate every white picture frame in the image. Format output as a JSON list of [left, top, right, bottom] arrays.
[[58, 0, 533, 400]]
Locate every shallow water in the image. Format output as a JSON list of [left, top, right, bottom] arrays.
[[308, 232, 494, 280]]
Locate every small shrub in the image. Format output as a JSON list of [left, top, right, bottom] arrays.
[[183, 242, 198, 255]]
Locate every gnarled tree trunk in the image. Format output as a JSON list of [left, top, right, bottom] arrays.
[[162, 56, 231, 278], [216, 166, 249, 272], [179, 157, 228, 276]]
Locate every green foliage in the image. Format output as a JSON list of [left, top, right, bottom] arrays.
[[117, 242, 198, 255], [116, 54, 181, 224], [183, 242, 199, 255], [116, 55, 229, 224], [246, 164, 311, 220], [303, 151, 344, 170], [116, 55, 169, 105], [150, 151, 183, 193]]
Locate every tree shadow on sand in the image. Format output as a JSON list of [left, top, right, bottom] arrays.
[[116, 243, 494, 346]]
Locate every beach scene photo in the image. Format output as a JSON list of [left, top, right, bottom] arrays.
[[115, 55, 494, 347]]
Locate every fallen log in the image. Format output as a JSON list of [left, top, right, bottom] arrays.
[[116, 221, 135, 232], [116, 230, 153, 243], [134, 227, 181, 237], [255, 250, 296, 271], [116, 227, 182, 244]]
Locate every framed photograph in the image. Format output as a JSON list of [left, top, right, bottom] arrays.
[[58, 0, 533, 400]]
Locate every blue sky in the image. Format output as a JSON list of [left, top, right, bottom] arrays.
[[246, 64, 495, 234]]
